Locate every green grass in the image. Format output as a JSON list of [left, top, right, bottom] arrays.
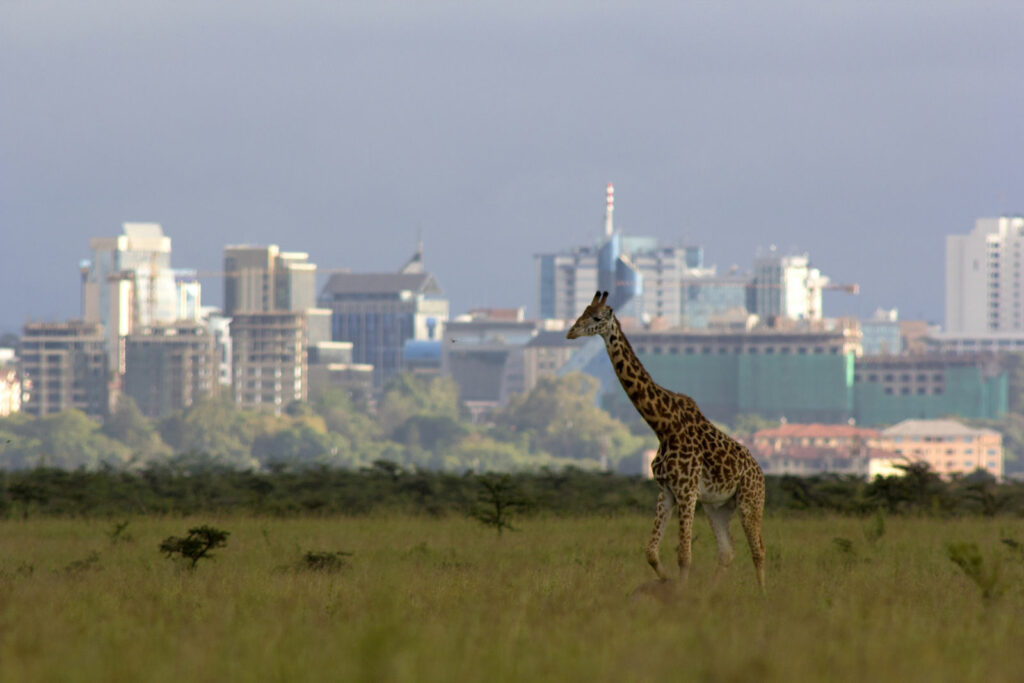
[[2, 514, 1023, 682]]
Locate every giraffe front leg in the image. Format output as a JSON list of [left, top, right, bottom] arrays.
[[646, 487, 675, 580], [675, 490, 698, 587]]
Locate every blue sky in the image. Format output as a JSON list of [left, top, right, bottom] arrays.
[[2, 1, 1021, 332]]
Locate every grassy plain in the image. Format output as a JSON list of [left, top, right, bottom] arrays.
[[1, 514, 1023, 682]]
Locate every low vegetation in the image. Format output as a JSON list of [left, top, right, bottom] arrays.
[[2, 515, 1023, 682]]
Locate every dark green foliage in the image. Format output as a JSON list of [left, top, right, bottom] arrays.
[[946, 541, 1004, 602], [302, 550, 353, 572], [159, 525, 230, 569], [3, 459, 1024, 518], [470, 475, 529, 535]]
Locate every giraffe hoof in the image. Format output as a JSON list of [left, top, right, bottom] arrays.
[[631, 578, 679, 603]]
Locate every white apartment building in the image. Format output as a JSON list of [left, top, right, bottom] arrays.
[[946, 216, 1024, 335]]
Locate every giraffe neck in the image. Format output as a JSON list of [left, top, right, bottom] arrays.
[[600, 316, 668, 431]]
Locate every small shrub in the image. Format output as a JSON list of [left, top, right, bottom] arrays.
[[832, 537, 857, 565], [159, 525, 230, 570], [863, 509, 886, 546], [108, 521, 133, 545], [470, 474, 529, 536], [946, 541, 1003, 602], [64, 551, 101, 575], [302, 550, 353, 572]]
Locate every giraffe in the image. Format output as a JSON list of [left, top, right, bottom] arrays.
[[567, 291, 766, 590]]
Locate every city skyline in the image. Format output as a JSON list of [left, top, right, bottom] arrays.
[[3, 2, 1022, 333]]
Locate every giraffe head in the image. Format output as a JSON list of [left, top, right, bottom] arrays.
[[566, 291, 614, 339]]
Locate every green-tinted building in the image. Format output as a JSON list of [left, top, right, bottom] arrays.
[[853, 354, 1008, 426], [592, 326, 1007, 428], [600, 325, 859, 425]]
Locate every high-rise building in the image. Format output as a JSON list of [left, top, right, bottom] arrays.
[[946, 216, 1024, 335], [0, 349, 20, 416], [230, 311, 308, 414], [318, 247, 448, 387], [18, 321, 108, 418], [222, 245, 316, 316], [80, 223, 200, 374], [123, 322, 218, 417], [751, 249, 829, 322]]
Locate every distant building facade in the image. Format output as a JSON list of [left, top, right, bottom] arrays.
[[853, 354, 1007, 426], [223, 244, 316, 316], [307, 341, 374, 397], [19, 321, 108, 418], [880, 419, 1003, 480], [229, 311, 308, 414], [946, 216, 1024, 335], [442, 309, 538, 416], [123, 322, 217, 417], [751, 250, 830, 322], [317, 249, 448, 387], [600, 323, 862, 426], [80, 223, 200, 374], [0, 366, 20, 416], [750, 423, 896, 477], [860, 308, 902, 355]]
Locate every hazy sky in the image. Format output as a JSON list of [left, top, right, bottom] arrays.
[[2, 1, 1022, 334]]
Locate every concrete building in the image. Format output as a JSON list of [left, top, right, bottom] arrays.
[[230, 311, 308, 414], [317, 248, 448, 387], [442, 308, 538, 416], [522, 328, 584, 393], [223, 245, 316, 316], [751, 249, 830, 322], [80, 223, 200, 374], [19, 321, 108, 418], [880, 419, 1003, 480], [307, 341, 374, 397], [946, 216, 1024, 335], [123, 322, 217, 417], [860, 308, 902, 355]]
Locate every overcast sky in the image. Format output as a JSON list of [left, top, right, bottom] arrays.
[[2, 1, 1022, 334]]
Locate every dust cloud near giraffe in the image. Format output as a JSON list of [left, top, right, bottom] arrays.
[[567, 291, 766, 590]]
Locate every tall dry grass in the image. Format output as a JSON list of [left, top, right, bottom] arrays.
[[1, 514, 1022, 682]]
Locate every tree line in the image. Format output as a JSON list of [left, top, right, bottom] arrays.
[[0, 372, 654, 474], [2, 460, 1024, 518]]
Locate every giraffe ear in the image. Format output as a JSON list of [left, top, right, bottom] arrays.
[[600, 291, 609, 304], [591, 291, 602, 304]]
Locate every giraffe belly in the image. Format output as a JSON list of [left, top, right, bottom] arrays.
[[697, 479, 736, 506]]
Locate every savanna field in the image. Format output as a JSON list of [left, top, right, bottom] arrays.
[[3, 514, 1024, 683]]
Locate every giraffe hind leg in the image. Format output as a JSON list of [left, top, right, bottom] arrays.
[[738, 489, 766, 592], [704, 501, 736, 584]]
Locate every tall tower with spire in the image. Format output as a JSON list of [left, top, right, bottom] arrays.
[[604, 183, 615, 238]]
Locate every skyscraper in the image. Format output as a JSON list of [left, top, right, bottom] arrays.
[[222, 245, 316, 316], [19, 321, 108, 418], [80, 223, 200, 373], [946, 217, 1024, 334], [317, 246, 449, 387], [751, 250, 829, 322]]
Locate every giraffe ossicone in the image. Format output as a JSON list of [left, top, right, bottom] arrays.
[[567, 290, 766, 590]]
